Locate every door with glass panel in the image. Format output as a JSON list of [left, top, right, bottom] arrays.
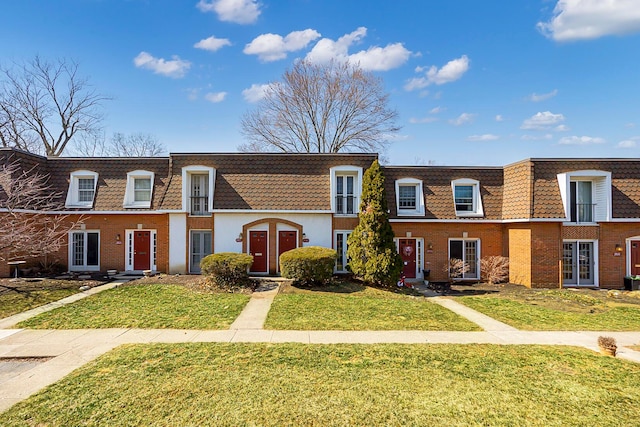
[[336, 175, 355, 214], [190, 231, 212, 273], [562, 241, 595, 286]]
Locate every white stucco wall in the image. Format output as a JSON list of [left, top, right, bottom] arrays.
[[169, 213, 187, 274], [213, 213, 333, 253]]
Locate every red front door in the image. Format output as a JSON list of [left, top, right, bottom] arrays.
[[631, 241, 640, 275], [399, 239, 417, 278], [134, 231, 151, 271], [278, 231, 297, 271], [249, 231, 268, 273]]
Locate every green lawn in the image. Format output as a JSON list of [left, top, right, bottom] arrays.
[[458, 295, 640, 330], [265, 285, 480, 331], [0, 288, 77, 318], [17, 284, 250, 329], [1, 343, 638, 426]]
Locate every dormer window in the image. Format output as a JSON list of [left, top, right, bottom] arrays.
[[330, 166, 363, 216], [452, 178, 483, 217], [124, 170, 154, 208], [182, 166, 215, 215], [395, 178, 424, 216], [557, 170, 611, 223], [65, 170, 98, 208]]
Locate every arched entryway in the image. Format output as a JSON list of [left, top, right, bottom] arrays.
[[242, 218, 303, 275]]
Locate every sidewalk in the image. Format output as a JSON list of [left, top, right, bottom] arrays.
[[1, 284, 640, 413]]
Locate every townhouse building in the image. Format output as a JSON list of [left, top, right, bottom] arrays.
[[2, 147, 640, 289]]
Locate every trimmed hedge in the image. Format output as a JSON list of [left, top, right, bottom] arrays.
[[200, 252, 254, 289], [279, 246, 337, 285]]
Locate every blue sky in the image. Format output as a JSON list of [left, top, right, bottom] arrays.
[[2, 0, 640, 165]]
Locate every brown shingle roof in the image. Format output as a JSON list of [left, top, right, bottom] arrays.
[[162, 153, 377, 211], [383, 166, 504, 220]]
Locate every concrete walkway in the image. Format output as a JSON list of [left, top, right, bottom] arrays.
[[1, 283, 640, 413]]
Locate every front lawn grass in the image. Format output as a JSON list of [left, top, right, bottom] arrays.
[[17, 284, 250, 329], [0, 288, 77, 318], [265, 283, 480, 331], [1, 343, 638, 426], [458, 295, 640, 330]]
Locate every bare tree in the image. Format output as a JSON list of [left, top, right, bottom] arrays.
[[480, 256, 510, 285], [0, 161, 82, 264], [70, 132, 166, 157], [0, 56, 108, 156], [240, 60, 400, 153]]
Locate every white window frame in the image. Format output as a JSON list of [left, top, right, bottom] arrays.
[[448, 238, 481, 280], [395, 178, 425, 216], [123, 170, 154, 208], [451, 178, 484, 217], [182, 166, 215, 215], [125, 229, 158, 271], [330, 166, 363, 216], [65, 170, 98, 208], [68, 230, 100, 271], [334, 230, 352, 273], [189, 229, 212, 273], [557, 170, 611, 224], [562, 239, 599, 287]]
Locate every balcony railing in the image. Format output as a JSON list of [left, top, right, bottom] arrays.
[[190, 196, 209, 215], [335, 195, 358, 215], [573, 203, 596, 223]]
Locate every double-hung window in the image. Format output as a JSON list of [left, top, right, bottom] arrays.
[[395, 178, 424, 216], [124, 170, 154, 208], [69, 231, 100, 271], [65, 171, 98, 208], [451, 178, 483, 217]]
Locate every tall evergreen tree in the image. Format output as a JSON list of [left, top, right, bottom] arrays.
[[347, 160, 402, 286]]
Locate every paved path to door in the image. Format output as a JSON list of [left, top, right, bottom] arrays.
[[1, 283, 640, 412]]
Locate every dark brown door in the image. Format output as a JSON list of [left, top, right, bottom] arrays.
[[278, 231, 297, 271], [249, 231, 268, 273], [134, 231, 151, 270], [631, 241, 640, 275], [399, 239, 417, 278]]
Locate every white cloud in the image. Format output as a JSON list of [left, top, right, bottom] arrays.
[[204, 92, 227, 103], [347, 43, 412, 71], [618, 139, 637, 148], [538, 0, 640, 41], [242, 83, 272, 103], [196, 0, 260, 24], [429, 106, 444, 114], [194, 36, 232, 52], [409, 116, 439, 124], [404, 55, 470, 91], [528, 89, 558, 102], [304, 27, 411, 71], [467, 134, 499, 141], [495, 115, 505, 122], [244, 29, 321, 62], [449, 113, 475, 126], [626, 122, 636, 128], [133, 52, 191, 78], [520, 111, 565, 130], [558, 135, 605, 145], [555, 124, 570, 132], [521, 134, 553, 140]]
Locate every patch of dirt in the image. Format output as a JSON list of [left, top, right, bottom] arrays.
[[126, 274, 254, 294], [0, 277, 106, 296]]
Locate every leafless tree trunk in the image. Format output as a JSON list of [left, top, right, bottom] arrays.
[[240, 60, 400, 154], [69, 132, 166, 157], [0, 161, 83, 263], [0, 56, 108, 157]]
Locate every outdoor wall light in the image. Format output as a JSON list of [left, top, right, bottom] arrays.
[[238, 232, 243, 240], [615, 244, 623, 252], [115, 234, 121, 242], [427, 242, 433, 251]]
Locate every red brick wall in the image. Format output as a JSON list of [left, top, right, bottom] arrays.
[[390, 222, 503, 282], [505, 222, 562, 288], [598, 223, 640, 288]]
